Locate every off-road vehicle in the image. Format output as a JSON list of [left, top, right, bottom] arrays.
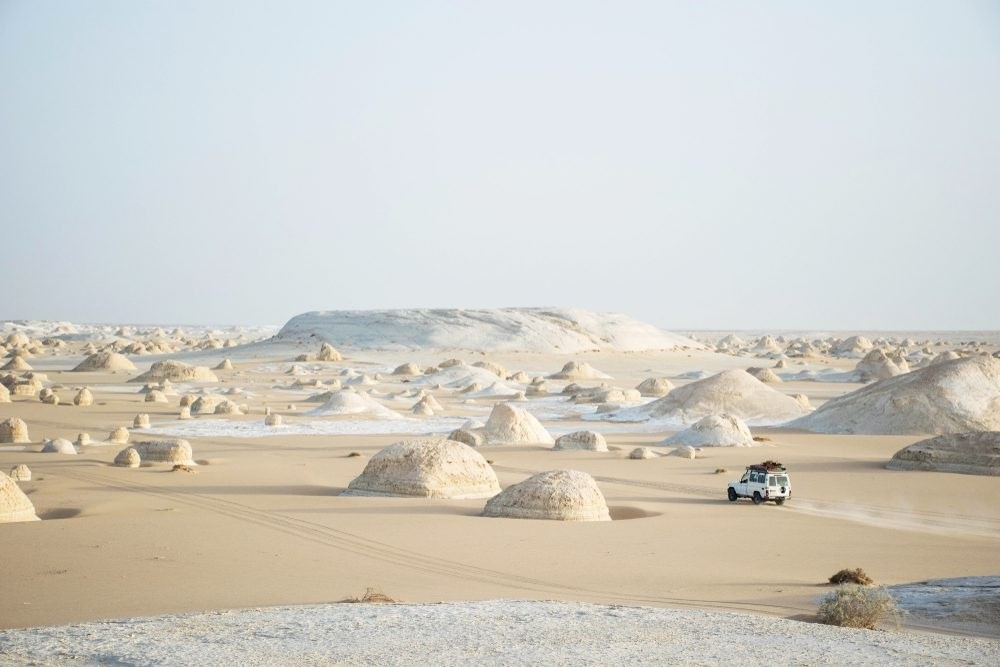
[[727, 461, 790, 505]]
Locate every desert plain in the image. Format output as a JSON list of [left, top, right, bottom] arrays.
[[1, 310, 998, 664]]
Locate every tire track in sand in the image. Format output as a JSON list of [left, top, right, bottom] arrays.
[[60, 468, 809, 615]]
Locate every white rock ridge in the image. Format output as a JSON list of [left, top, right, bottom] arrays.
[[788, 357, 1000, 435], [271, 308, 702, 352]]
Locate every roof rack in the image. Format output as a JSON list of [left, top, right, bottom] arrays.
[[747, 461, 786, 472]]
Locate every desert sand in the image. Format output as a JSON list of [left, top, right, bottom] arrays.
[[1, 313, 998, 663]]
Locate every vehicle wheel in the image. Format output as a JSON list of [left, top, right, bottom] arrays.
[[752, 492, 763, 505], [774, 498, 785, 506], [727, 488, 738, 502]]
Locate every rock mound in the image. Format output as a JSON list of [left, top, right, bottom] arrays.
[[72, 351, 137, 372], [114, 447, 141, 468], [627, 370, 808, 425], [629, 447, 659, 459], [482, 469, 610, 521], [9, 464, 31, 481], [131, 439, 195, 465], [342, 438, 501, 499], [746, 367, 782, 384], [887, 432, 1000, 475], [482, 403, 554, 445], [548, 361, 611, 380], [553, 431, 608, 452], [662, 414, 755, 447], [0, 470, 39, 523], [855, 349, 910, 382], [130, 361, 218, 384], [0, 417, 30, 443], [73, 387, 94, 406], [306, 390, 400, 418], [316, 342, 343, 361], [41, 438, 76, 454], [636, 378, 673, 397], [788, 357, 1000, 435]]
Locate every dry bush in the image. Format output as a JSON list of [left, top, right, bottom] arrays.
[[753, 436, 772, 442], [829, 568, 874, 585], [347, 451, 363, 458], [342, 587, 398, 604], [714, 468, 727, 474], [817, 585, 899, 630]]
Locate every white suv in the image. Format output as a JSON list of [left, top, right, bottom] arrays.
[[727, 462, 790, 505]]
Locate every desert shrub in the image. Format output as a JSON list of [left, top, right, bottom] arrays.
[[817, 585, 899, 629], [347, 451, 363, 458], [714, 468, 727, 474], [342, 587, 398, 604], [829, 568, 873, 585]]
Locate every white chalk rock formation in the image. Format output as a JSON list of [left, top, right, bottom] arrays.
[[76, 433, 91, 446], [625, 370, 807, 425], [41, 391, 60, 405], [42, 438, 76, 454], [392, 362, 422, 376], [130, 361, 218, 384], [482, 403, 554, 445], [668, 445, 698, 459], [482, 469, 611, 521], [306, 390, 401, 418], [2, 356, 33, 372], [342, 438, 501, 499], [855, 349, 911, 382], [0, 383, 9, 403], [629, 447, 659, 459], [887, 432, 1000, 476], [636, 377, 674, 397], [746, 367, 782, 384], [179, 406, 192, 420], [788, 357, 1000, 435], [9, 464, 31, 481], [0, 470, 39, 522], [411, 399, 434, 416], [264, 413, 283, 426], [214, 358, 234, 371], [472, 361, 507, 378], [0, 417, 30, 443], [831, 335, 874, 358], [213, 400, 243, 415], [273, 308, 703, 353], [72, 351, 137, 372], [131, 439, 195, 465], [448, 428, 485, 448], [144, 389, 168, 403], [548, 361, 612, 380], [73, 387, 94, 406], [316, 342, 343, 361], [190, 396, 221, 415], [133, 414, 150, 428], [662, 414, 755, 448], [114, 447, 141, 468], [107, 427, 130, 444], [553, 431, 608, 452]]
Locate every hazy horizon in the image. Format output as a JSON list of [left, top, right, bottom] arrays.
[[3, 1, 998, 330]]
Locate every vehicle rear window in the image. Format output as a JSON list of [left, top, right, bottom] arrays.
[[774, 476, 788, 486]]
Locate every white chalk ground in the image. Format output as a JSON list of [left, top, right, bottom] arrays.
[[0, 601, 995, 666], [141, 417, 468, 438]]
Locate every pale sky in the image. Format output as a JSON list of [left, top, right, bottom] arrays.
[[2, 1, 998, 330]]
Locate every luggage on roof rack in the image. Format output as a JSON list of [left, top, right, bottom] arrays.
[[747, 461, 786, 472]]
